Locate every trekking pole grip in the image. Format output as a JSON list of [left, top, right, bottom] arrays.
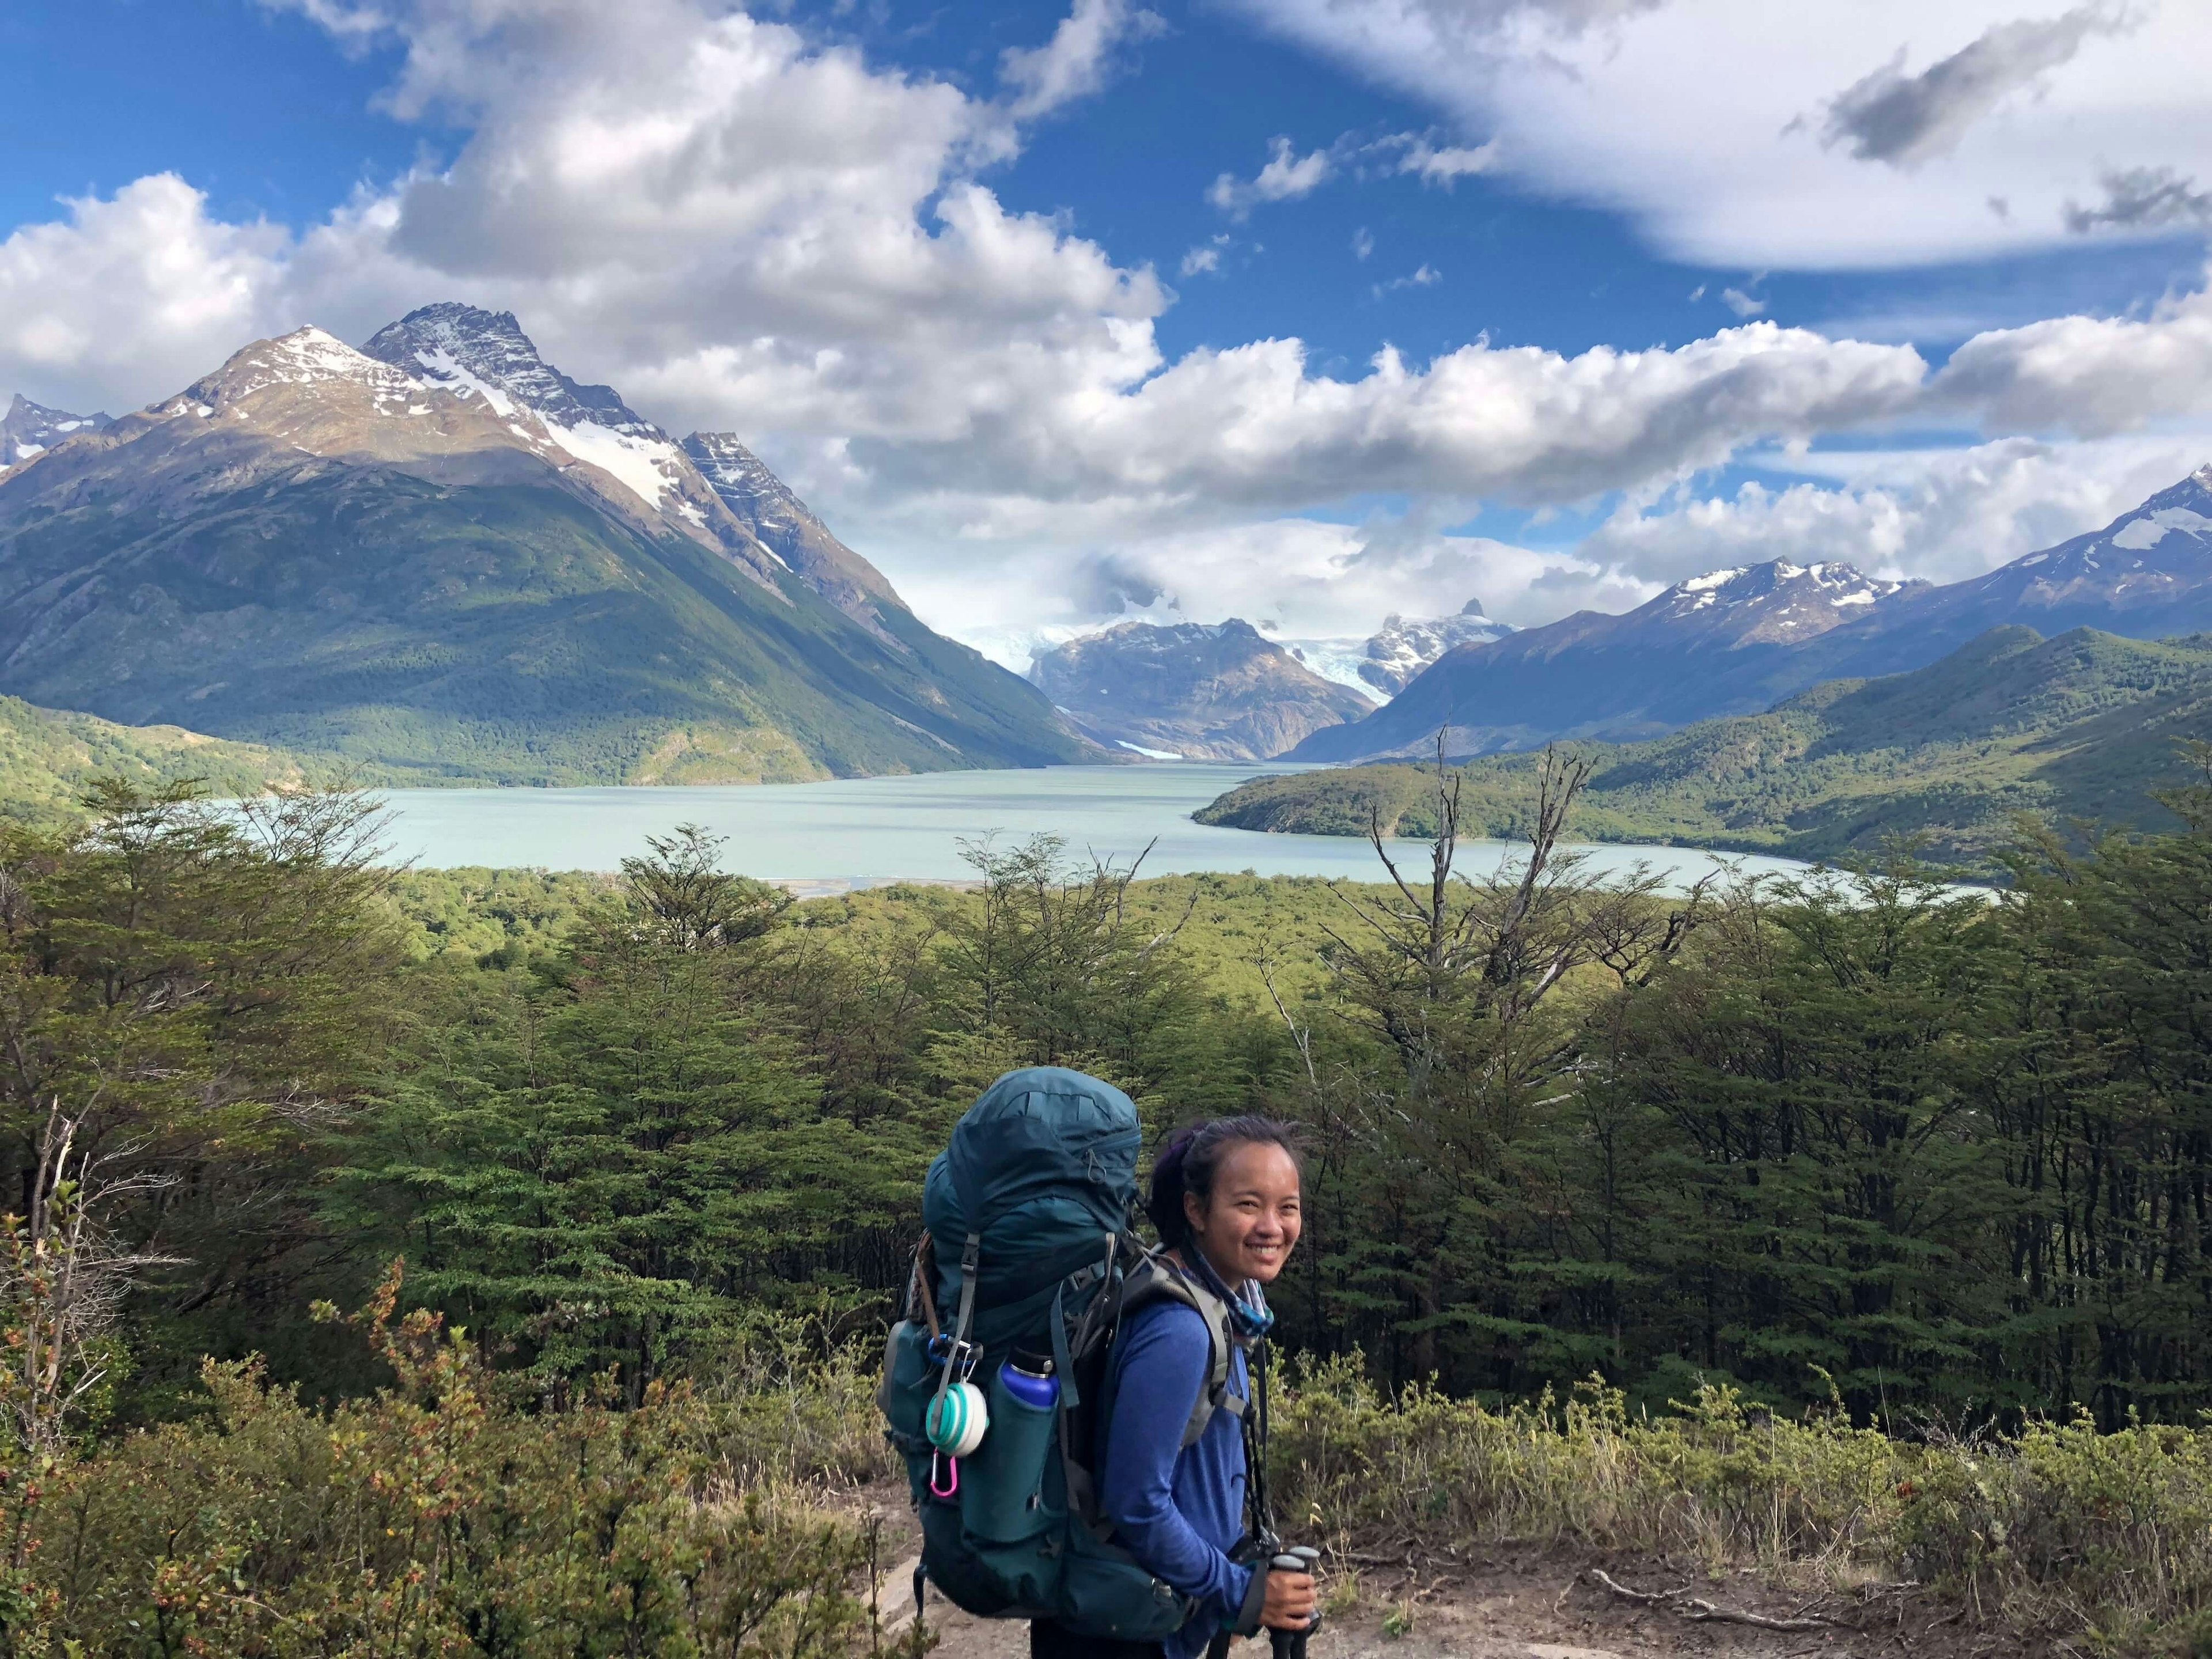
[[1266, 1548, 1322, 1659]]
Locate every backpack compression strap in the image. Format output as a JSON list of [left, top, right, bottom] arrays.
[[932, 1138, 995, 1416]]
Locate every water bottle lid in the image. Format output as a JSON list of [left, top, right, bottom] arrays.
[[998, 1356, 1061, 1410]]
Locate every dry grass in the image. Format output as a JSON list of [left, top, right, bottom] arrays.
[[1267, 1355, 2212, 1655]]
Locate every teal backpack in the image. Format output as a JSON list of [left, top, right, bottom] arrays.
[[877, 1067, 1266, 1642]]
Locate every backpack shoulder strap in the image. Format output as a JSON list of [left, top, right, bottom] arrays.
[[1118, 1252, 1245, 1448]]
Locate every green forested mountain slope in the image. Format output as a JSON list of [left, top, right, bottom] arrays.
[[1198, 626, 2212, 868], [0, 321, 1092, 787], [0, 695, 317, 822], [0, 464, 1086, 787]]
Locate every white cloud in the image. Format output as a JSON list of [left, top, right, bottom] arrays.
[[1929, 275, 2212, 434], [1373, 262, 1442, 297], [0, 175, 293, 407], [1351, 225, 1375, 260], [1719, 286, 1766, 316], [1228, 0, 2212, 268], [1578, 432, 2212, 589], [999, 0, 1167, 123], [903, 510, 1618, 648], [1395, 137, 1497, 184], [1179, 244, 1222, 276], [1207, 137, 1335, 218]]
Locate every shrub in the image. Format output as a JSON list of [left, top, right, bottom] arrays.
[[0, 1267, 892, 1658]]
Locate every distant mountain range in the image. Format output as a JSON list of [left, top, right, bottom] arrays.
[[1018, 600, 1506, 760], [0, 306, 1092, 786], [1029, 619, 1375, 760], [1200, 625, 2212, 870], [1290, 467, 2212, 763]]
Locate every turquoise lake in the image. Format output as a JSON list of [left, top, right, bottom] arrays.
[[372, 764, 1813, 891]]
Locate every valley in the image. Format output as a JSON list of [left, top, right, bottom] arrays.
[[9, 301, 2206, 851]]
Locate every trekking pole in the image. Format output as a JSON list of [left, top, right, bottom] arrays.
[[1266, 1545, 1322, 1659]]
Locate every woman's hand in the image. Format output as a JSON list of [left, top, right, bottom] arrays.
[[1260, 1569, 1317, 1630]]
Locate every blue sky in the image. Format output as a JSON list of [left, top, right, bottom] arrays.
[[5, 0, 2212, 655]]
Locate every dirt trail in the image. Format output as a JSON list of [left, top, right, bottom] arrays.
[[853, 1494, 2016, 1659]]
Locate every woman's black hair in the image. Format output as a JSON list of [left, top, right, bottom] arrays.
[[1145, 1116, 1304, 1249]]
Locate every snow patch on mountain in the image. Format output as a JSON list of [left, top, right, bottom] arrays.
[[550, 418, 683, 510], [1, 393, 113, 467], [2111, 507, 2212, 550], [406, 345, 518, 418]]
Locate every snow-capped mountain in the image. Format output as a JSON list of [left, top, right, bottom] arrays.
[[1354, 600, 1516, 695], [362, 302, 655, 434], [1797, 464, 2212, 682], [358, 305, 787, 586], [1273, 600, 1514, 703], [0, 309, 1091, 784], [1031, 619, 1376, 760], [1288, 555, 1930, 759], [1633, 560, 1916, 646], [1293, 468, 2212, 763], [357, 305, 908, 626], [1, 394, 110, 468]]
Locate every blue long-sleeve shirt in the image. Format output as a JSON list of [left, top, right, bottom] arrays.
[[1096, 1299, 1252, 1659]]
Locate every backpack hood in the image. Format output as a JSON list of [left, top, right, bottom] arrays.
[[923, 1067, 1142, 1349]]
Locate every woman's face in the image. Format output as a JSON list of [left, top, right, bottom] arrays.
[[1184, 1141, 1302, 1286]]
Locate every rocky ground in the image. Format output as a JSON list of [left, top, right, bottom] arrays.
[[853, 1490, 2022, 1659]]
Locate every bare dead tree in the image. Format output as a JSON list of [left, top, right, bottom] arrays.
[[1322, 736, 1715, 1078], [0, 1100, 180, 1459]]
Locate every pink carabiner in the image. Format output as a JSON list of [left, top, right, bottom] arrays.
[[929, 1454, 960, 1499]]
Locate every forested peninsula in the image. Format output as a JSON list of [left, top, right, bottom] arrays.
[[3, 764, 2212, 1651], [1196, 625, 2212, 871]]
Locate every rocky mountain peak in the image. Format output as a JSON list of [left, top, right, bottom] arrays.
[[1649, 558, 1914, 646], [187, 326, 427, 412], [682, 434, 810, 539], [1358, 602, 1512, 694], [2, 393, 112, 468], [361, 303, 658, 437], [680, 431, 903, 614], [357, 304, 728, 531]]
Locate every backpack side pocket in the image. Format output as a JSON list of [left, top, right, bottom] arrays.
[[878, 1321, 937, 1506], [960, 1362, 1060, 1543]]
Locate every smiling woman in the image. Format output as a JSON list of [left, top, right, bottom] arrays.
[[1027, 1117, 1312, 1659]]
